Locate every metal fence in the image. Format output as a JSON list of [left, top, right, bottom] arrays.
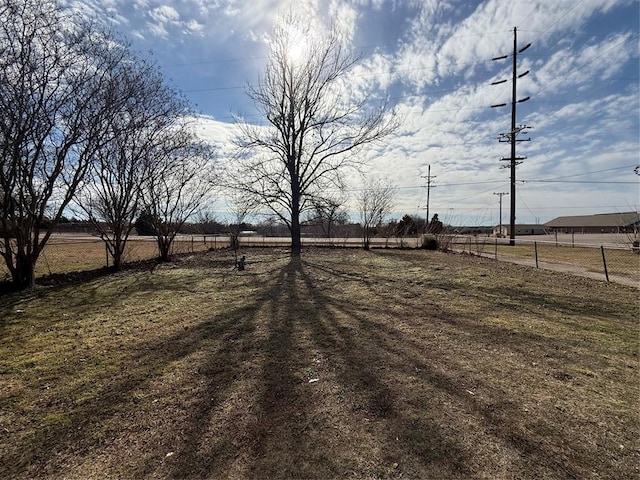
[[0, 235, 231, 281], [450, 236, 639, 287], [1, 234, 638, 287]]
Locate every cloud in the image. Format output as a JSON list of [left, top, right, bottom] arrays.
[[150, 5, 179, 23], [58, 0, 639, 222]]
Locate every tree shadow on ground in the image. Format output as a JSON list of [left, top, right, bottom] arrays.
[[233, 257, 474, 478], [287, 255, 591, 478], [2, 250, 627, 479], [2, 297, 263, 478]]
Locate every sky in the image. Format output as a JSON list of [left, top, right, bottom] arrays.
[[65, 0, 639, 226]]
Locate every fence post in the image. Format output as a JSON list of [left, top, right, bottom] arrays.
[[534, 241, 539, 268], [600, 246, 609, 282], [494, 238, 498, 260]]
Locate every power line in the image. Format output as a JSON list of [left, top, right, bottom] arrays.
[[521, 180, 637, 184], [523, 164, 636, 181]]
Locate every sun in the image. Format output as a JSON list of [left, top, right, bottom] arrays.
[[283, 23, 310, 65], [287, 38, 307, 64]]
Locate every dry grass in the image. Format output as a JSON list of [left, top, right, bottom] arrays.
[[460, 240, 640, 283], [0, 248, 638, 479], [0, 236, 220, 281]]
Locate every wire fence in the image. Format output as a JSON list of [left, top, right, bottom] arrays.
[[1, 234, 638, 287], [449, 236, 639, 287], [0, 235, 231, 281]]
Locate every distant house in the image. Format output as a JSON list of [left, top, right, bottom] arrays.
[[544, 212, 640, 234], [493, 224, 546, 236]]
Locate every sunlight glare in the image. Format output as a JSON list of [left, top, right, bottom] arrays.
[[285, 25, 309, 65]]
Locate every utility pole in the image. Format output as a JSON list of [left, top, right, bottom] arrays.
[[421, 165, 436, 232], [493, 192, 508, 237], [491, 27, 532, 246]]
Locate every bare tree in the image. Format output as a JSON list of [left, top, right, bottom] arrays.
[[305, 194, 349, 239], [193, 210, 222, 235], [142, 133, 217, 262], [358, 178, 395, 250], [226, 191, 259, 267], [233, 14, 399, 257], [0, 0, 133, 289], [74, 57, 192, 271]]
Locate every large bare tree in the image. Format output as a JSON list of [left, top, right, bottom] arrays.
[[233, 14, 399, 256], [74, 58, 193, 271], [0, 0, 133, 288]]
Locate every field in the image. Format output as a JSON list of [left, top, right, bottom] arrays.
[[0, 249, 638, 479]]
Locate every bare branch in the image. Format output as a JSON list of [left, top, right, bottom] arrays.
[[358, 178, 396, 250], [0, 0, 147, 287], [231, 14, 399, 255]]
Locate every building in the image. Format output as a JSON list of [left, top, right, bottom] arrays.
[[493, 224, 546, 237], [544, 212, 640, 234]]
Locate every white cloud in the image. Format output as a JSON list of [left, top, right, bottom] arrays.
[[150, 5, 179, 22], [59, 0, 639, 222]]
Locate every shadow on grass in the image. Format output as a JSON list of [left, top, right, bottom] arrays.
[[1, 297, 262, 478], [2, 250, 629, 478], [296, 254, 591, 478], [245, 257, 473, 478]]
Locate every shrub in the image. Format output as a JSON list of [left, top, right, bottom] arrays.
[[420, 234, 438, 250], [135, 211, 157, 236]]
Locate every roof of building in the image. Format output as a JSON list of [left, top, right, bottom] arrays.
[[545, 212, 639, 228]]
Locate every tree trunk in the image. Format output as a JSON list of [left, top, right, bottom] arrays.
[[104, 234, 124, 271], [157, 236, 171, 262], [362, 229, 371, 251], [12, 252, 36, 289], [290, 178, 302, 256], [112, 240, 123, 271], [291, 215, 302, 256]]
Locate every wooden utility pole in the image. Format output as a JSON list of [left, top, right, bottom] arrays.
[[493, 192, 508, 237], [422, 165, 436, 232]]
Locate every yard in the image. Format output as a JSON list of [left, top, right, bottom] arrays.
[[0, 248, 638, 479]]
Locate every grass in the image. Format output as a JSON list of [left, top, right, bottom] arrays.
[[462, 240, 640, 282], [0, 236, 219, 281], [0, 248, 638, 479]]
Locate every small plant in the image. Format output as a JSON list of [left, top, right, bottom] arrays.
[[420, 234, 438, 250]]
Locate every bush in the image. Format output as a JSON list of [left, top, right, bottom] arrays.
[[135, 211, 157, 236], [420, 234, 439, 250]]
